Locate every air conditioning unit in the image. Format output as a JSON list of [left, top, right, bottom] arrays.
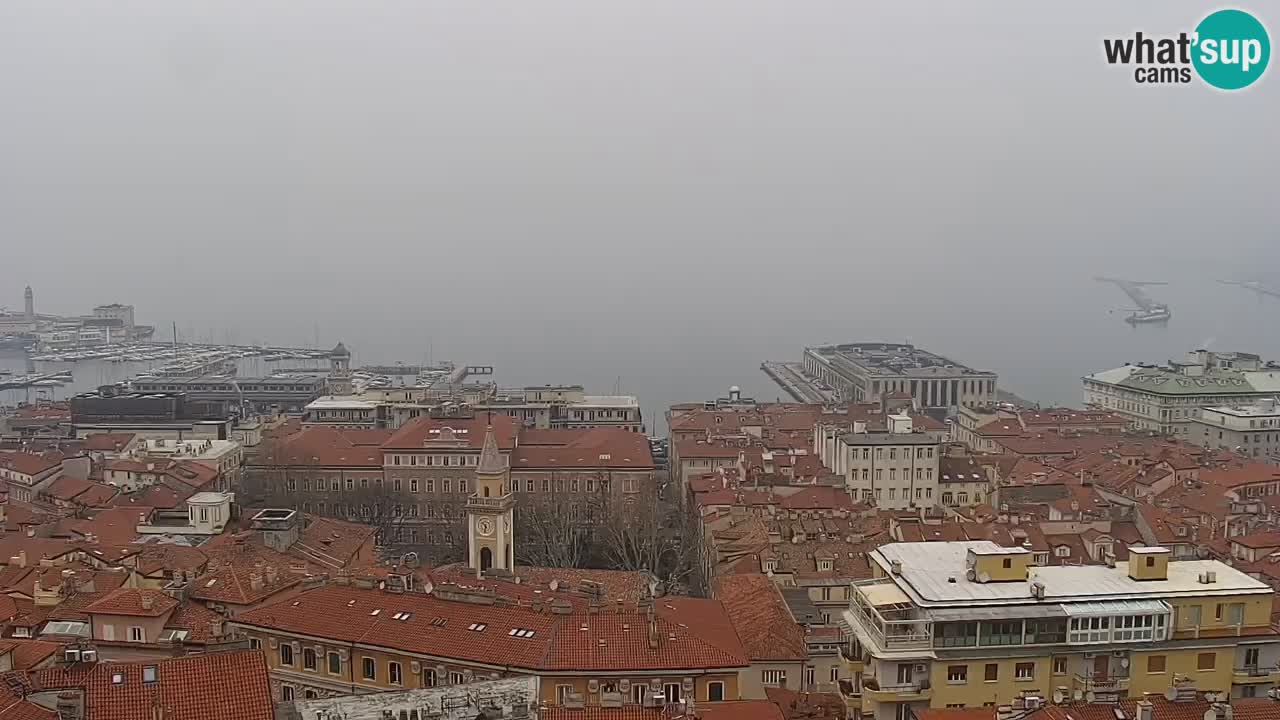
[[1024, 696, 1043, 710], [64, 648, 81, 662], [1112, 651, 1126, 658], [682, 678, 694, 691], [1083, 653, 1096, 660], [914, 664, 928, 673], [619, 680, 631, 692], [588, 679, 600, 693], [81, 650, 98, 662]]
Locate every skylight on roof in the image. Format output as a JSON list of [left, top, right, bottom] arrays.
[[467, 623, 487, 632], [430, 617, 447, 627], [507, 628, 535, 638], [370, 609, 381, 616]]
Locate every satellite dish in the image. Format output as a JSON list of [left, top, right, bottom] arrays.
[[1053, 689, 1067, 705], [1119, 658, 1130, 668], [1165, 687, 1180, 702], [1086, 692, 1096, 703]]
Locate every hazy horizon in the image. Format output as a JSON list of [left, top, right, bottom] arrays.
[[4, 1, 1277, 421]]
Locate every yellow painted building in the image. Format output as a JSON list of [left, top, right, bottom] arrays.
[[839, 542, 1280, 720]]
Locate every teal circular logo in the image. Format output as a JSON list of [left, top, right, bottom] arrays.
[[1193, 9, 1270, 90]]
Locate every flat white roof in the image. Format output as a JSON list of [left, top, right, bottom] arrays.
[[1128, 546, 1170, 554], [872, 541, 1269, 607], [306, 396, 379, 410], [188, 491, 230, 504], [579, 395, 640, 408]]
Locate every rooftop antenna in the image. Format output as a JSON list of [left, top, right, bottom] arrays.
[[172, 321, 178, 359]]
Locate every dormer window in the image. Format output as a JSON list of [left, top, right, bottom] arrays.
[[817, 559, 833, 572], [764, 559, 777, 573]]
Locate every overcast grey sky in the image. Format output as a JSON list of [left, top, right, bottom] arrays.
[[2, 1, 1277, 413]]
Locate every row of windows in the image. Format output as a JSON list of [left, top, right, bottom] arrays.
[[269, 641, 464, 687], [935, 615, 1168, 648], [557, 680, 723, 704], [858, 487, 934, 502], [286, 476, 637, 495], [854, 468, 937, 483], [854, 447, 936, 461], [390, 454, 480, 467]]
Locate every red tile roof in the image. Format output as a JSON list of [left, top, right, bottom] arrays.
[[236, 583, 749, 672], [257, 425, 384, 467], [714, 574, 807, 662], [165, 601, 225, 643], [1, 638, 62, 670], [382, 414, 518, 451], [0, 451, 61, 477], [1232, 530, 1280, 549], [80, 433, 136, 452], [1201, 460, 1280, 489], [84, 588, 178, 618], [27, 649, 273, 720], [0, 684, 55, 720], [512, 428, 655, 470], [1027, 696, 1280, 720]]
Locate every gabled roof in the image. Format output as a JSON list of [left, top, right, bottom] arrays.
[[0, 451, 60, 477], [715, 574, 807, 662], [26, 649, 273, 720], [236, 583, 749, 672], [382, 414, 518, 452], [84, 588, 178, 618]]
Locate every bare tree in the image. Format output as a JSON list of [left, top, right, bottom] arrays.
[[594, 481, 699, 594], [515, 471, 592, 568]]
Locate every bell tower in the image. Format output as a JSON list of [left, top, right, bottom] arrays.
[[328, 341, 352, 395], [466, 424, 514, 575]]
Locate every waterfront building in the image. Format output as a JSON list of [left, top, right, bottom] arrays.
[[1084, 350, 1280, 435], [801, 343, 997, 409], [129, 375, 327, 414], [839, 541, 1280, 720]]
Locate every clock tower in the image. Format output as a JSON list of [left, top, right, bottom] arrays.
[[466, 424, 514, 575]]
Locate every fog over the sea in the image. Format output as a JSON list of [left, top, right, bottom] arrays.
[[2, 1, 1277, 425]]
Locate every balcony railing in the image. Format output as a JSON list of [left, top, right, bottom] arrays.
[[846, 580, 932, 651], [863, 680, 932, 701], [466, 494, 512, 508], [1073, 674, 1130, 692], [1233, 665, 1280, 679]]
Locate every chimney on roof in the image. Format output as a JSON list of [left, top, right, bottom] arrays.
[[1136, 701, 1153, 720], [140, 593, 154, 611], [249, 573, 264, 592], [265, 565, 278, 586], [648, 615, 659, 650], [13, 550, 27, 568]]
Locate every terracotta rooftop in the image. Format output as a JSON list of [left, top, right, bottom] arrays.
[[0, 451, 61, 477], [715, 574, 807, 662], [512, 428, 655, 470], [84, 588, 178, 618], [26, 649, 273, 720], [382, 414, 518, 452], [236, 583, 748, 672]]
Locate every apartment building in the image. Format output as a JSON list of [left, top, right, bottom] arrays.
[[1193, 398, 1280, 461], [231, 579, 750, 706], [840, 541, 1280, 720], [818, 415, 941, 510]]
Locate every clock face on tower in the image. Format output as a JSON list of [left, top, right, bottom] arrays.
[[476, 517, 495, 537]]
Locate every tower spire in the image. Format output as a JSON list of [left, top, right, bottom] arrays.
[[476, 423, 507, 476]]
